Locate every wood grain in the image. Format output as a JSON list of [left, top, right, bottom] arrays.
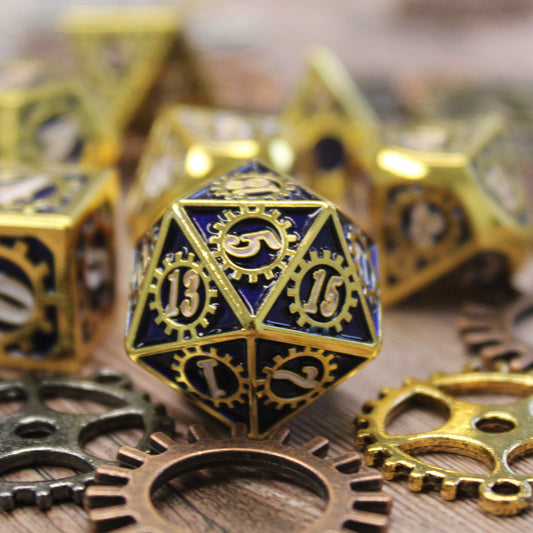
[[2, 1, 533, 531]]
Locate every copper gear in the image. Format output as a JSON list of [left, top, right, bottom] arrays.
[[85, 424, 391, 532], [459, 298, 533, 372], [257, 347, 338, 410], [355, 371, 533, 516]]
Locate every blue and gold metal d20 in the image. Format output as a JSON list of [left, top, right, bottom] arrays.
[[126, 160, 381, 438], [0, 60, 119, 167], [0, 163, 118, 371], [282, 47, 533, 306], [62, 6, 209, 134], [126, 104, 294, 241]]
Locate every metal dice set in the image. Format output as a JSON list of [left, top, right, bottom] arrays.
[[0, 3, 532, 527]]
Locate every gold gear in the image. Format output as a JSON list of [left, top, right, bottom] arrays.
[[459, 299, 533, 372], [355, 371, 533, 516], [287, 249, 358, 333], [209, 205, 297, 283], [148, 251, 217, 341], [257, 347, 337, 410], [0, 168, 86, 214], [171, 346, 248, 409], [385, 186, 465, 281], [346, 223, 379, 307], [85, 426, 391, 532], [0, 240, 53, 353], [209, 171, 296, 201]]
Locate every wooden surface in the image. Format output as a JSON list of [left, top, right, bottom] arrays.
[[2, 1, 533, 532]]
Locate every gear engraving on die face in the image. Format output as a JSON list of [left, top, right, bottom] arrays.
[[0, 368, 173, 511], [385, 186, 466, 282], [355, 371, 533, 516], [257, 347, 337, 410], [287, 249, 358, 333], [172, 346, 248, 408], [148, 252, 217, 341], [209, 205, 298, 283], [85, 425, 391, 533], [0, 240, 54, 354], [346, 224, 379, 307], [209, 172, 296, 201]]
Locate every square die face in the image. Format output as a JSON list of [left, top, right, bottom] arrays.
[[0, 234, 60, 361]]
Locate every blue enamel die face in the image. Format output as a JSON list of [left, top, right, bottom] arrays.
[[126, 161, 381, 438]]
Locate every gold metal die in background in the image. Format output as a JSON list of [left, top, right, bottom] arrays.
[[0, 163, 118, 370], [84, 424, 392, 533], [0, 60, 118, 167], [126, 104, 294, 241], [281, 47, 533, 306], [126, 161, 381, 438], [62, 6, 210, 134], [356, 371, 533, 516]]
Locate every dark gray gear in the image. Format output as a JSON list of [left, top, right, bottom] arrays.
[[0, 367, 174, 510]]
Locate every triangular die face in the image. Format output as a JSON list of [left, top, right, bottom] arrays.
[[183, 204, 323, 314], [139, 338, 250, 425], [72, 32, 174, 129], [263, 215, 372, 343], [187, 160, 320, 202], [255, 340, 366, 436], [339, 213, 380, 337], [130, 217, 242, 351]]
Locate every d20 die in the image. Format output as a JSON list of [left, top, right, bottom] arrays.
[[281, 47, 533, 306], [126, 160, 381, 438], [126, 104, 294, 241], [0, 163, 118, 370], [0, 60, 118, 167], [62, 6, 210, 134]]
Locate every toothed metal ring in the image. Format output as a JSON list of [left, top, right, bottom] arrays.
[[85, 424, 392, 532], [0, 368, 174, 510]]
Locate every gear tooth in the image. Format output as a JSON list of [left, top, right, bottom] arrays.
[[269, 426, 291, 444], [378, 387, 392, 398], [0, 492, 15, 511], [264, 270, 274, 280], [403, 377, 415, 386], [94, 464, 133, 484], [297, 316, 307, 327], [273, 354, 284, 364], [117, 446, 149, 468], [364, 444, 388, 466], [13, 241, 28, 255], [332, 452, 362, 474], [149, 301, 158, 311], [382, 459, 402, 479], [233, 271, 242, 281], [249, 273, 258, 283], [408, 470, 426, 492], [361, 401, 376, 414], [164, 325, 173, 335], [440, 479, 459, 501], [303, 436, 329, 457], [35, 489, 53, 511], [289, 303, 298, 314], [187, 424, 211, 443]]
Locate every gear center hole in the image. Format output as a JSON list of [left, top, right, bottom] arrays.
[[15, 419, 56, 439], [491, 481, 521, 496], [152, 464, 327, 533], [475, 415, 516, 433]]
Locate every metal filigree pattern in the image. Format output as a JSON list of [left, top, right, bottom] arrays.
[[85, 425, 391, 532]]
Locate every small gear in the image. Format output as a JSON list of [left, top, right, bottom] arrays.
[[346, 223, 379, 307], [355, 371, 533, 516], [85, 425, 392, 533], [0, 240, 54, 354], [459, 298, 533, 372], [148, 251, 217, 341], [0, 168, 85, 214], [384, 185, 467, 282], [172, 346, 248, 409], [287, 249, 358, 334], [257, 347, 338, 410], [209, 171, 296, 201], [209, 205, 297, 283], [0, 368, 173, 510]]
